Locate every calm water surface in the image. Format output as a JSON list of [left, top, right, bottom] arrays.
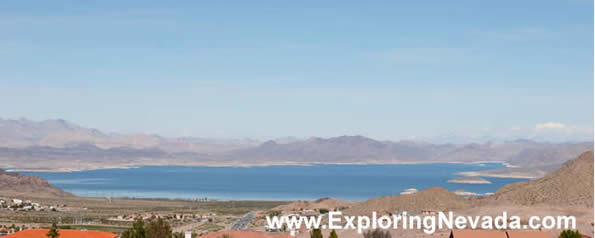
[[24, 163, 528, 201]]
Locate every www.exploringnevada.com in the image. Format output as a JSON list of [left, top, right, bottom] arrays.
[[266, 211, 576, 234]]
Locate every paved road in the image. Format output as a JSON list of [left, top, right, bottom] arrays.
[[231, 211, 258, 230]]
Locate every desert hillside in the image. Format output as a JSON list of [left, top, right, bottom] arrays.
[[0, 169, 72, 197], [272, 197, 356, 212], [344, 187, 470, 216], [491, 151, 594, 207]]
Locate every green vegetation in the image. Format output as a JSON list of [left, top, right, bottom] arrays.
[[329, 229, 339, 238], [172, 233, 184, 238], [363, 229, 391, 238], [268, 210, 282, 217], [310, 228, 323, 238], [319, 208, 329, 214], [122, 218, 147, 238], [46, 223, 60, 238], [559, 229, 582, 238], [145, 218, 173, 238], [121, 217, 177, 238]]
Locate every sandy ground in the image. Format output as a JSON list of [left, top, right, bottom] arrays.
[[288, 205, 593, 238]]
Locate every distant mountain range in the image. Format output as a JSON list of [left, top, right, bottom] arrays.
[[0, 118, 258, 153], [0, 118, 592, 173], [221, 136, 592, 166]]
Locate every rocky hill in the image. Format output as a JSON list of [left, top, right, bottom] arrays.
[[0, 169, 72, 197], [491, 151, 594, 207], [344, 187, 471, 216], [272, 197, 356, 212]]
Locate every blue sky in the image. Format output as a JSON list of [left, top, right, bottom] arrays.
[[1, 0, 593, 142]]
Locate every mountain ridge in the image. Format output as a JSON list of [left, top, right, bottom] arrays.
[[0, 118, 592, 173], [0, 168, 72, 197], [490, 151, 594, 207]]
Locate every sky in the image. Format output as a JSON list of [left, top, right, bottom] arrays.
[[0, 0, 593, 142]]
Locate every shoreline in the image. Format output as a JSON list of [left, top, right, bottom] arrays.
[[456, 171, 541, 179], [9, 160, 515, 173], [447, 176, 492, 184]]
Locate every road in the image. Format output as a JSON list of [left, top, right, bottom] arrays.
[[230, 210, 258, 230]]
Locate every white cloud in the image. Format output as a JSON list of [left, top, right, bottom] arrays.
[[535, 122, 566, 130]]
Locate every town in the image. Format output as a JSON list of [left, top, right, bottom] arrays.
[[0, 197, 86, 213]]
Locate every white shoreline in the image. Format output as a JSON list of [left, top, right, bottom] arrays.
[[8, 160, 515, 173]]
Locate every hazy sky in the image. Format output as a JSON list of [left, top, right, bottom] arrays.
[[1, 0, 593, 142]]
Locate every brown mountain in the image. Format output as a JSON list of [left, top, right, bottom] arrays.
[[0, 118, 592, 172], [344, 187, 471, 216], [272, 197, 356, 212], [222, 136, 592, 168], [0, 118, 256, 153], [0, 118, 105, 148], [0, 169, 72, 197], [490, 151, 594, 207]]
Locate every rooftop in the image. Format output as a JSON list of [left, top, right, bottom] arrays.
[[3, 229, 119, 238], [199, 230, 291, 238]]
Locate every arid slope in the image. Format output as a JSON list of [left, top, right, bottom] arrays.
[[344, 187, 470, 215], [0, 169, 72, 197], [490, 151, 594, 207], [272, 197, 356, 212]]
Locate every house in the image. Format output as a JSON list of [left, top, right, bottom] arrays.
[[2, 229, 118, 238], [198, 230, 291, 238], [11, 199, 23, 205], [421, 209, 439, 215]]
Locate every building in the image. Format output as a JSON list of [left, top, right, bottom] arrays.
[[2, 229, 119, 238], [198, 230, 291, 238]]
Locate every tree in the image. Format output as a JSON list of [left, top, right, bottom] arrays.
[[363, 229, 391, 238], [172, 232, 184, 238], [310, 228, 323, 238], [121, 218, 146, 238], [146, 218, 173, 238], [329, 229, 339, 238], [46, 223, 60, 238], [559, 230, 582, 238], [268, 210, 282, 217]]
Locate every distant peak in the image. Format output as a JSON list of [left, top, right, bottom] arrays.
[[262, 140, 278, 146]]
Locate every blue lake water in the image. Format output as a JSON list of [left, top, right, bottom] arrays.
[[23, 163, 528, 201]]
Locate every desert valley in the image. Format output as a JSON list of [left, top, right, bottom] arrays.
[[0, 119, 593, 238]]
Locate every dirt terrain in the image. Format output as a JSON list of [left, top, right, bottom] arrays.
[[2, 151, 593, 237], [272, 197, 356, 212], [0, 194, 287, 235]]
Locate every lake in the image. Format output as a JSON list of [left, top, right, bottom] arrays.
[[23, 163, 528, 201]]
